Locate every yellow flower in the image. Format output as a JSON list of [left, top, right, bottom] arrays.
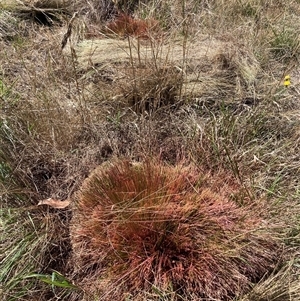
[[284, 75, 291, 87]]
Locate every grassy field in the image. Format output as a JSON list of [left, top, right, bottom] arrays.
[[1, 0, 300, 300]]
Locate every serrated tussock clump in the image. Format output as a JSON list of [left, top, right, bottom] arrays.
[[70, 160, 280, 300], [105, 13, 159, 39]]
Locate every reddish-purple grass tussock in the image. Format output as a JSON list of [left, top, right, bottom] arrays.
[[70, 160, 279, 300]]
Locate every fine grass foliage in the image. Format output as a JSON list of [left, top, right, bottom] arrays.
[[71, 160, 280, 300], [0, 204, 73, 300], [0, 207, 45, 300], [270, 26, 300, 62], [239, 256, 300, 301]]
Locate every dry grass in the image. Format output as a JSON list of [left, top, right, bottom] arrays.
[[240, 254, 300, 301], [1, 0, 300, 300]]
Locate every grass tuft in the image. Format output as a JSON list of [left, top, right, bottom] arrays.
[[121, 63, 182, 113], [71, 159, 280, 300], [104, 13, 160, 39]]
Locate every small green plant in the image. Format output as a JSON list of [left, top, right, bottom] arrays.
[[239, 1, 260, 18], [270, 27, 300, 62], [106, 110, 124, 127], [24, 271, 77, 289], [0, 79, 18, 107], [0, 161, 11, 183]]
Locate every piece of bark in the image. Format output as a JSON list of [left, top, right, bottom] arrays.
[[38, 198, 71, 209]]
